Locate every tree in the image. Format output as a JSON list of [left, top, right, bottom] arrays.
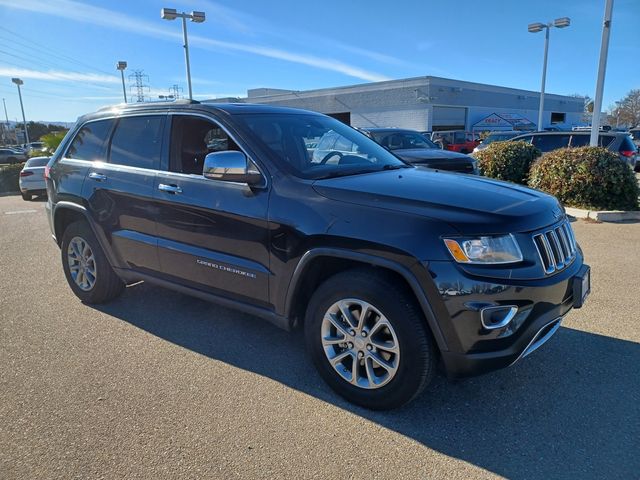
[[40, 130, 68, 153], [613, 89, 640, 127], [570, 94, 594, 123]]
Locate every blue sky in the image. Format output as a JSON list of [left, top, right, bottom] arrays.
[[0, 0, 637, 122]]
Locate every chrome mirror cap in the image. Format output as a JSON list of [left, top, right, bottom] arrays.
[[203, 151, 263, 186]]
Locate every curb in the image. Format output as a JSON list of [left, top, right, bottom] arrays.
[[565, 207, 640, 223]]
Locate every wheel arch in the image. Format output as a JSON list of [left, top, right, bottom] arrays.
[[53, 202, 121, 268], [285, 248, 448, 351]]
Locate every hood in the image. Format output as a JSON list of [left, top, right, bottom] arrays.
[[393, 148, 472, 162], [313, 168, 562, 235]]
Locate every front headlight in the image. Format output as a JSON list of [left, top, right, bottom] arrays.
[[443, 234, 523, 264]]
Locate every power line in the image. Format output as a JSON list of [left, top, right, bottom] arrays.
[[169, 84, 183, 99], [129, 70, 150, 102], [0, 26, 114, 77]]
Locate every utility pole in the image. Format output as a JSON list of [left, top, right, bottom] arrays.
[[169, 84, 183, 99], [2, 98, 8, 125], [590, 0, 614, 146], [11, 78, 29, 145], [128, 70, 150, 103]]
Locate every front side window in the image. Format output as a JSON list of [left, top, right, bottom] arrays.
[[235, 113, 409, 179], [66, 120, 114, 161], [531, 134, 570, 152], [169, 115, 240, 175], [109, 116, 164, 169]]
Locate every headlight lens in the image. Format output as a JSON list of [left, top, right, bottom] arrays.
[[444, 235, 523, 264]]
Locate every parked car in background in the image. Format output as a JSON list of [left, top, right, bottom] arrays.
[[26, 142, 48, 154], [19, 156, 49, 200], [473, 131, 523, 153], [511, 131, 638, 170], [0, 147, 28, 164], [430, 130, 480, 154], [361, 128, 478, 174]]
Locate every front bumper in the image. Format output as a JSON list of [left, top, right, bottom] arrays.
[[426, 256, 588, 378]]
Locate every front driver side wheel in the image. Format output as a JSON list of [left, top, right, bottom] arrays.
[[305, 269, 437, 410]]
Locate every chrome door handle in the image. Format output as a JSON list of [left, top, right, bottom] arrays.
[[158, 183, 182, 194], [88, 172, 107, 182]]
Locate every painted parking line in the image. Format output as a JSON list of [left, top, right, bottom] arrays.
[[4, 209, 38, 215]]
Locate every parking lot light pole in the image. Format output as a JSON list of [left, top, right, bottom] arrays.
[[590, 0, 614, 146], [528, 17, 571, 131], [11, 78, 29, 145], [161, 8, 206, 101], [116, 61, 128, 103]]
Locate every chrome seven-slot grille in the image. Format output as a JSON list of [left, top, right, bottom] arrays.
[[532, 220, 577, 275]]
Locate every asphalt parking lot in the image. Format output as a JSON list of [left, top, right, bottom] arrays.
[[0, 194, 638, 480]]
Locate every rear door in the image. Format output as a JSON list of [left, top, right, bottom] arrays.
[[153, 113, 270, 304], [82, 114, 166, 273], [531, 134, 570, 152]]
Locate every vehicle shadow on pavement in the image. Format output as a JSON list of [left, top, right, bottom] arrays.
[[96, 282, 640, 480]]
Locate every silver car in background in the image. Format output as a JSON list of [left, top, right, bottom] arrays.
[[0, 147, 28, 164], [19, 156, 49, 201]]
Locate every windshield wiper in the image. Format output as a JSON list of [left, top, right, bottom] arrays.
[[381, 164, 411, 170]]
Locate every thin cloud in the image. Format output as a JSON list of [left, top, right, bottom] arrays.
[[0, 66, 119, 83], [0, 0, 390, 82]]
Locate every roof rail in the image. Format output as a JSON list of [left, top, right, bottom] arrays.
[[97, 99, 200, 112]]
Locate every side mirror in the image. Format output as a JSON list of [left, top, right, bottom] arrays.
[[203, 151, 263, 186]]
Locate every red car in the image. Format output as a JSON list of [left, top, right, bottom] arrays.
[[431, 131, 480, 154]]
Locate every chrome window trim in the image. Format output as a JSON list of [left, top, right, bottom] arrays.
[[60, 110, 269, 188], [61, 112, 168, 163]]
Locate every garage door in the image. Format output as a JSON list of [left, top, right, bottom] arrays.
[[432, 106, 466, 130]]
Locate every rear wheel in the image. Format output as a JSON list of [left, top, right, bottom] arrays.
[[21, 191, 32, 201], [304, 269, 436, 409], [61, 221, 124, 304]]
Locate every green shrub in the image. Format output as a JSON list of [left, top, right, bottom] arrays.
[[0, 163, 24, 194], [529, 146, 639, 211], [474, 141, 541, 184]]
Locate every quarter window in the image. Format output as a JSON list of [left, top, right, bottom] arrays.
[[109, 116, 164, 169], [66, 120, 114, 161]]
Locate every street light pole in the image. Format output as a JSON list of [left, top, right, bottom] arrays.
[[538, 26, 550, 132], [116, 61, 128, 103], [161, 8, 206, 101], [11, 78, 29, 145], [528, 17, 571, 131], [590, 0, 614, 146], [181, 15, 193, 101]]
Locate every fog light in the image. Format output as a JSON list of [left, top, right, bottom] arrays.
[[480, 305, 518, 330]]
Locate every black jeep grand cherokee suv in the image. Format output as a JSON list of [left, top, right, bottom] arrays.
[[45, 102, 590, 409]]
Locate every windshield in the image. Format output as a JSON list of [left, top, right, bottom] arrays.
[[370, 131, 439, 150], [235, 113, 410, 179]]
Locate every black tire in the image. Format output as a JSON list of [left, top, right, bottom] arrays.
[[7, 156, 16, 164], [60, 220, 124, 304], [304, 269, 436, 410], [21, 191, 32, 201]]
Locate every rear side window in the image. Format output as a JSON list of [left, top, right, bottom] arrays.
[[109, 116, 164, 169], [531, 134, 570, 152], [66, 120, 113, 161], [26, 157, 49, 167], [569, 134, 614, 148]]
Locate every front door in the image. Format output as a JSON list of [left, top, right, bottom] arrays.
[[153, 114, 270, 305]]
